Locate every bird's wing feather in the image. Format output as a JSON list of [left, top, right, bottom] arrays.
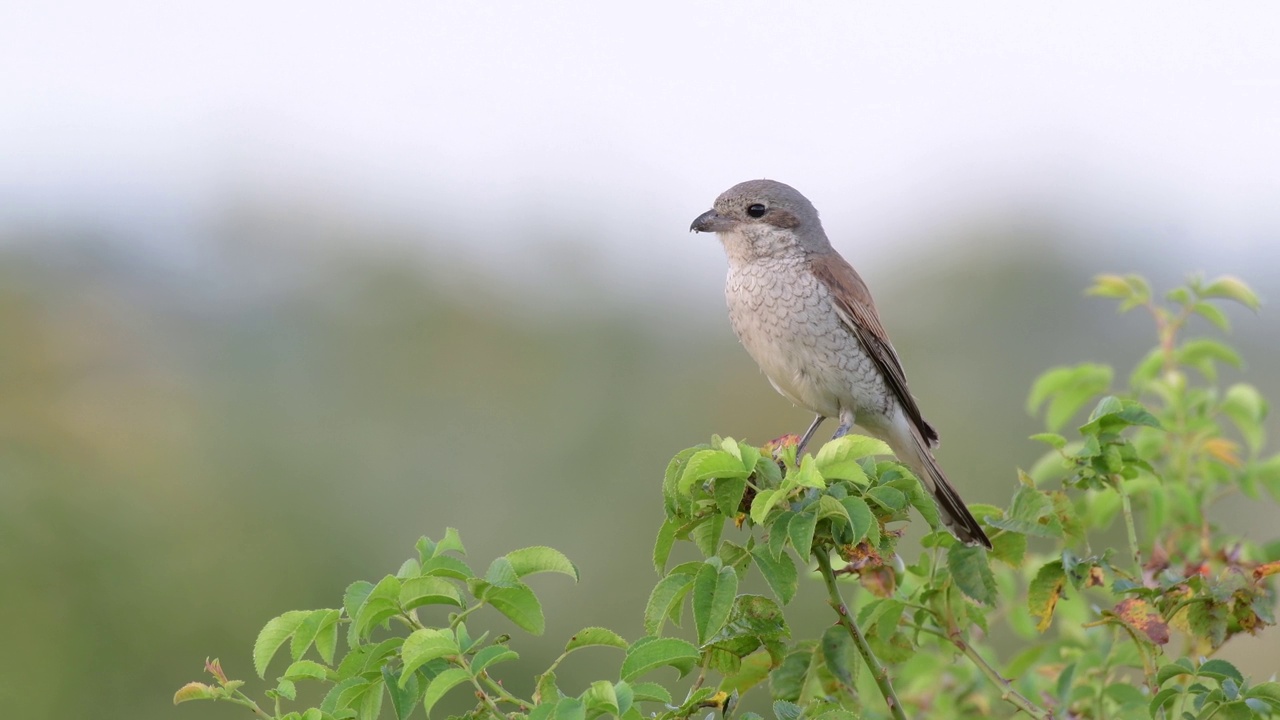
[[809, 252, 939, 445]]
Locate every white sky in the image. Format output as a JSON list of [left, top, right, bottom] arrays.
[[2, 1, 1278, 301]]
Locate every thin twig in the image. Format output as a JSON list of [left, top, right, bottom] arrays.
[[1114, 474, 1144, 581], [814, 550, 907, 720], [910, 625, 1051, 719]]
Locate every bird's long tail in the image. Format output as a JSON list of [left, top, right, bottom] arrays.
[[889, 428, 992, 549]]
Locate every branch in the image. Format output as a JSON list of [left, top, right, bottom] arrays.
[[814, 550, 907, 720]]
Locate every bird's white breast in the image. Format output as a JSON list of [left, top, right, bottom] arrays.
[[723, 251, 890, 422]]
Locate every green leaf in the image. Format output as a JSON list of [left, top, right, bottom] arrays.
[[985, 486, 1062, 538], [750, 488, 784, 525], [1222, 383, 1268, 453], [1177, 338, 1242, 381], [713, 476, 748, 517], [565, 627, 629, 653], [1086, 273, 1131, 299], [679, 449, 752, 495], [483, 584, 546, 635], [1149, 687, 1181, 717], [789, 456, 827, 489], [988, 531, 1026, 567], [485, 557, 520, 587], [866, 486, 906, 512], [814, 435, 888, 484], [1156, 662, 1192, 688], [653, 518, 677, 574], [420, 555, 474, 581], [421, 668, 470, 717], [620, 637, 700, 681], [693, 562, 739, 645], [643, 573, 696, 636], [173, 682, 216, 704], [814, 495, 850, 526], [254, 611, 310, 678], [291, 609, 341, 663], [354, 575, 403, 640], [400, 577, 463, 611], [506, 546, 579, 581], [283, 660, 329, 681], [1029, 433, 1067, 449], [1028, 560, 1066, 632], [689, 513, 726, 557], [400, 629, 459, 685], [470, 644, 519, 676], [435, 528, 467, 557], [1201, 275, 1261, 311], [629, 681, 673, 704], [820, 625, 857, 687], [838, 497, 874, 544], [1197, 659, 1244, 685], [553, 696, 587, 720], [343, 581, 374, 646], [581, 680, 619, 716], [383, 665, 421, 720], [1027, 363, 1113, 431], [788, 512, 817, 558], [751, 545, 798, 604], [1192, 301, 1231, 331], [947, 545, 996, 605]]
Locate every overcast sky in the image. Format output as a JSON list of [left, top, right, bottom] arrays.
[[2, 1, 1278, 301]]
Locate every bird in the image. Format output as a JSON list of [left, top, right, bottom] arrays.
[[690, 179, 991, 548]]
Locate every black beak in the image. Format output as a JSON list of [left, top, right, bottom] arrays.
[[690, 209, 735, 233]]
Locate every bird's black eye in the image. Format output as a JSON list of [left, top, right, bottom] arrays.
[[746, 204, 767, 218]]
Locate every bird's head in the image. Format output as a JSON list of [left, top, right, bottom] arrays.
[[689, 179, 831, 260]]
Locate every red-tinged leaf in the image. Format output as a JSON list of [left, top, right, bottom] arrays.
[[1113, 598, 1170, 645]]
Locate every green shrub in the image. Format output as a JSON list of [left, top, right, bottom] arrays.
[[177, 274, 1279, 719]]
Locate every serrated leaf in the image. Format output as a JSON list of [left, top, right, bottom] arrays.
[[471, 645, 519, 675], [1222, 383, 1268, 452], [355, 575, 403, 640], [838, 496, 874, 544], [565, 627, 628, 652], [789, 456, 827, 489], [814, 435, 888, 484], [751, 545, 798, 604], [689, 513, 726, 557], [422, 668, 470, 717], [866, 486, 906, 512], [400, 629, 459, 685], [985, 486, 1062, 538], [173, 682, 215, 704], [483, 583, 546, 635], [554, 696, 587, 720], [283, 660, 329, 681], [820, 625, 856, 687], [400, 576, 463, 610], [582, 680, 619, 716], [713, 476, 748, 518], [947, 545, 996, 605], [693, 563, 739, 645], [291, 609, 341, 662], [383, 665, 421, 720], [507, 546, 579, 581], [254, 611, 310, 678], [420, 555, 474, 580], [1028, 560, 1066, 632], [750, 488, 784, 524], [652, 518, 677, 574], [679, 449, 752, 495], [620, 637, 700, 681], [435, 528, 467, 557], [1198, 659, 1244, 684], [643, 573, 695, 636], [629, 681, 672, 704], [988, 530, 1026, 567], [788, 512, 817, 557]]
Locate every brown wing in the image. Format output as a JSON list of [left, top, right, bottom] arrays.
[[809, 252, 940, 446]]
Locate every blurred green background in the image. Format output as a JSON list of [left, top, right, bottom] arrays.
[[3, 2, 1280, 718]]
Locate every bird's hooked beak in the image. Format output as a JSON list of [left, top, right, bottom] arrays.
[[689, 209, 736, 234]]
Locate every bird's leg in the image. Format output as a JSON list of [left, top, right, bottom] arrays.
[[794, 415, 826, 460], [832, 407, 856, 440]]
